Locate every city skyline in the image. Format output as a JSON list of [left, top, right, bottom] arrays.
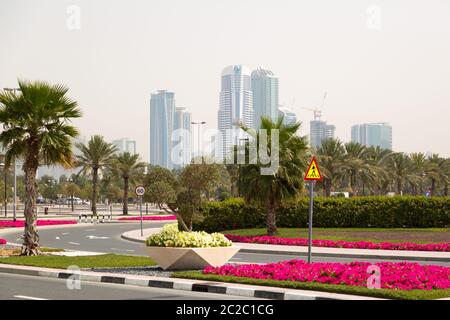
[[1, 1, 450, 160]]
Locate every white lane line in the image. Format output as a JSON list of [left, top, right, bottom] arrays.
[[14, 295, 48, 300], [86, 235, 109, 240], [68, 242, 80, 245], [84, 229, 96, 231], [111, 248, 135, 252], [61, 232, 70, 235]]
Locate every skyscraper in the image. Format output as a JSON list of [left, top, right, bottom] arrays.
[[351, 123, 392, 150], [251, 68, 279, 128], [310, 120, 335, 149], [217, 65, 253, 161], [150, 90, 175, 169], [278, 107, 297, 125], [112, 138, 137, 155], [173, 107, 192, 167]]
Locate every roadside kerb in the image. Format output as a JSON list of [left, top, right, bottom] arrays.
[[121, 228, 450, 263], [0, 263, 384, 300]]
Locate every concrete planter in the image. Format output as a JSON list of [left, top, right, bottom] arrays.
[[146, 246, 241, 270]]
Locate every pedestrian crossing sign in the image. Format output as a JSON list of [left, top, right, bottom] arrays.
[[304, 157, 322, 181]]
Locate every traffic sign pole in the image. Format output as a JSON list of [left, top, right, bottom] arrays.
[[140, 196, 143, 237], [304, 157, 322, 264], [134, 186, 146, 238], [308, 181, 314, 263]]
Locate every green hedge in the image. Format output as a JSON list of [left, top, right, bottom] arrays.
[[195, 197, 450, 232]]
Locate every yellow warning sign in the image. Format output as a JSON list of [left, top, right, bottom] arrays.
[[304, 157, 322, 181]]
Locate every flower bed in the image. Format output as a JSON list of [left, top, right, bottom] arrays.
[[146, 223, 232, 248], [224, 235, 450, 252], [204, 260, 450, 290], [118, 215, 177, 221], [0, 238, 7, 245], [0, 220, 77, 228]]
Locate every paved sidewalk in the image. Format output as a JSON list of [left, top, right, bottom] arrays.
[[0, 263, 383, 300], [122, 228, 450, 263]]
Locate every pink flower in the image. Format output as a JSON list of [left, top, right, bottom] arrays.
[[203, 260, 450, 290], [118, 215, 177, 221], [0, 238, 7, 245], [0, 220, 77, 228], [224, 235, 450, 252]]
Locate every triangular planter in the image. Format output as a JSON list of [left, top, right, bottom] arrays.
[[147, 246, 241, 270]]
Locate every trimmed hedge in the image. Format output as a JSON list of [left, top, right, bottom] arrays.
[[195, 197, 450, 232]]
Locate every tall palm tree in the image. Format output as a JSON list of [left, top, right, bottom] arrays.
[[365, 146, 393, 195], [316, 138, 347, 197], [426, 154, 448, 196], [409, 152, 428, 195], [388, 152, 414, 195], [0, 80, 81, 255], [76, 136, 117, 215], [111, 152, 146, 215], [239, 116, 308, 236]]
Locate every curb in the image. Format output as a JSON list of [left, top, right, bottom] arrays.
[[238, 248, 450, 263], [0, 263, 382, 300], [120, 229, 450, 263]]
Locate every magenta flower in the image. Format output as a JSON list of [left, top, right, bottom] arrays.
[[224, 235, 450, 252], [203, 260, 450, 290], [0, 220, 77, 228], [118, 215, 177, 221], [0, 238, 7, 245]]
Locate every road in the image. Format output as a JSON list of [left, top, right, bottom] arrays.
[[2, 222, 448, 266], [0, 273, 262, 300]]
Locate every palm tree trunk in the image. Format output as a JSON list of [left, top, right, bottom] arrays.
[[397, 178, 402, 195], [123, 177, 129, 215], [92, 167, 98, 215], [431, 178, 436, 197], [266, 196, 277, 236], [22, 144, 41, 256], [325, 179, 332, 197], [444, 183, 448, 197]]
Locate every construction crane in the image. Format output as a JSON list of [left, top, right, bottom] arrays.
[[302, 92, 327, 121]]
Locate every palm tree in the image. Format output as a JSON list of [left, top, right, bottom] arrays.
[[409, 152, 428, 195], [316, 138, 347, 197], [426, 154, 448, 196], [111, 152, 146, 215], [388, 152, 414, 195], [239, 116, 308, 236], [76, 136, 117, 215], [0, 80, 81, 255]]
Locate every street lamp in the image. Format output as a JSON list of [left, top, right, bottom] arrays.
[[3, 88, 21, 222], [0, 162, 6, 217], [191, 121, 206, 162], [68, 178, 74, 212]]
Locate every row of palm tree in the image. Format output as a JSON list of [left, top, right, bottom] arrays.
[[315, 139, 450, 197], [0, 81, 146, 255]]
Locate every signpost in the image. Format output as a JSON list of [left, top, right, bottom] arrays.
[[303, 157, 323, 263], [135, 185, 146, 237]]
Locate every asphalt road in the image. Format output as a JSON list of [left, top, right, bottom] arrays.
[[0, 273, 262, 300], [2, 222, 448, 266]]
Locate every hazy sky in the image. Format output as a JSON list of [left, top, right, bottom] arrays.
[[1, 0, 449, 161]]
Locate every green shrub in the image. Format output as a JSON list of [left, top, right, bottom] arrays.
[[195, 196, 450, 232], [146, 223, 232, 248]]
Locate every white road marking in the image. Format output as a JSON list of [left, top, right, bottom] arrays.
[[55, 237, 60, 240], [110, 248, 135, 252], [61, 232, 70, 235], [68, 242, 80, 245], [84, 229, 96, 231], [14, 295, 48, 300], [86, 235, 109, 240]]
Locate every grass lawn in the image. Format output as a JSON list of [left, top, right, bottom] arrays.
[[0, 253, 156, 269], [173, 271, 450, 300], [223, 228, 450, 244]]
